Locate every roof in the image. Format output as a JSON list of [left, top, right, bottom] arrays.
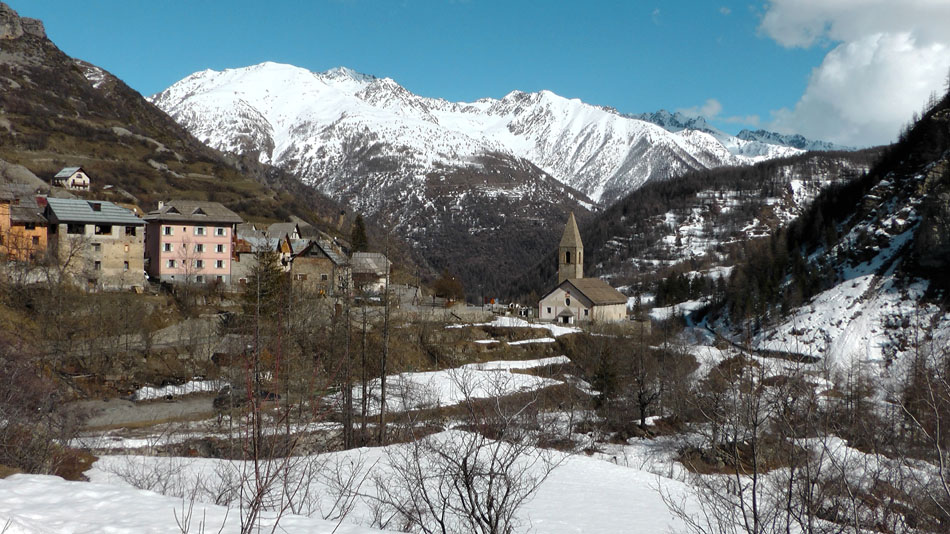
[[44, 197, 143, 225], [543, 278, 627, 306], [53, 166, 83, 178], [351, 252, 391, 276], [298, 239, 347, 265], [144, 200, 243, 224], [10, 205, 46, 225], [266, 222, 299, 240], [559, 212, 583, 248]]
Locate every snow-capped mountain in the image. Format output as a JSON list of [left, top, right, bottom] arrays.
[[735, 129, 853, 152], [150, 62, 810, 206]]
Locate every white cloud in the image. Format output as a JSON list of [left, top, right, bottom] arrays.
[[760, 0, 950, 146], [678, 98, 759, 126], [719, 6, 731, 16], [678, 98, 723, 119]]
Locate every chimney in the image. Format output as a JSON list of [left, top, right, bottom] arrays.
[[157, 200, 164, 210]]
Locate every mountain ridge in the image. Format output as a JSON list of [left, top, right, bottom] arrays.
[[150, 61, 832, 207]]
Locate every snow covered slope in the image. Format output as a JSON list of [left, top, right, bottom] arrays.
[[150, 62, 807, 205]]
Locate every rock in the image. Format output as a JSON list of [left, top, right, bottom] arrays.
[[0, 3, 24, 40], [0, 3, 44, 40], [21, 17, 44, 38]]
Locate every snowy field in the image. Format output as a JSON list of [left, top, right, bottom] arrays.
[[64, 431, 696, 534], [350, 355, 571, 415]]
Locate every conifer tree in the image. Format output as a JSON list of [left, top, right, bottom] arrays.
[[351, 214, 369, 253]]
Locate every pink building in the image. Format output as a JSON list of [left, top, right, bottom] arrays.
[[144, 200, 243, 284]]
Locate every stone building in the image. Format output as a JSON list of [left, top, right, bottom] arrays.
[[539, 213, 627, 324], [289, 239, 349, 296], [43, 197, 145, 290]]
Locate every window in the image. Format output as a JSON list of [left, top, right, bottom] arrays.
[[295, 273, 308, 281], [216, 244, 225, 253], [124, 244, 129, 252], [163, 226, 173, 236], [239, 278, 247, 285], [67, 223, 84, 234], [565, 297, 571, 306], [123, 261, 129, 271], [195, 260, 204, 269], [215, 227, 226, 236], [94, 225, 111, 235], [93, 260, 101, 271], [216, 275, 223, 282], [92, 243, 101, 252], [194, 244, 204, 253], [194, 226, 206, 236], [167, 259, 176, 268], [215, 260, 224, 269], [125, 226, 136, 236], [24, 223, 35, 230], [321, 274, 329, 281], [565, 251, 571, 263], [163, 243, 172, 252], [31, 236, 39, 245], [546, 307, 552, 314], [196, 275, 204, 283], [89, 202, 101, 212]]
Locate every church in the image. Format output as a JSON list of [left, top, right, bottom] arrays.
[[538, 213, 628, 324]]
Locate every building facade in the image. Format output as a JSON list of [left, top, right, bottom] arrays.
[[44, 197, 145, 290], [144, 200, 242, 284], [52, 167, 91, 191], [0, 194, 47, 261]]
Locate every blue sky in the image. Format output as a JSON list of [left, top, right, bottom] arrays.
[[7, 1, 950, 146]]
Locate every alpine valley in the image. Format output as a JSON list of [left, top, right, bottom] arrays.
[[150, 62, 847, 291]]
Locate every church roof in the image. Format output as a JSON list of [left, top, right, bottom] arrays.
[[550, 278, 627, 306], [559, 212, 583, 248]]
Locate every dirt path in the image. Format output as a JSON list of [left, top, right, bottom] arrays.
[[73, 396, 216, 430]]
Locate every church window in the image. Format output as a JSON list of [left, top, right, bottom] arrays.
[[546, 307, 552, 314], [566, 297, 571, 306], [565, 251, 571, 264], [584, 309, 589, 316]]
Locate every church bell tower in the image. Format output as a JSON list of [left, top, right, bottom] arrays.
[[558, 212, 583, 284]]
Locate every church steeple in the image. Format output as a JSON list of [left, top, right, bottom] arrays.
[[558, 212, 583, 284]]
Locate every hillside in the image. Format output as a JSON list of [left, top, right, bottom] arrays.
[[713, 88, 950, 370], [0, 4, 355, 246], [506, 148, 881, 301]]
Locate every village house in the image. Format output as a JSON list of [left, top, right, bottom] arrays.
[[143, 200, 242, 284], [51, 166, 91, 191], [0, 189, 47, 261], [351, 251, 392, 294], [231, 224, 279, 285], [539, 213, 628, 324], [288, 238, 349, 296], [43, 197, 145, 290]]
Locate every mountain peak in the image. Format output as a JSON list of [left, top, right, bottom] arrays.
[[321, 66, 377, 83]]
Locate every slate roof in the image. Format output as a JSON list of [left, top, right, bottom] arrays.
[[351, 252, 391, 276], [10, 205, 46, 225], [144, 200, 242, 224], [543, 278, 627, 306], [53, 166, 83, 179], [559, 212, 583, 248], [299, 239, 347, 265], [266, 222, 299, 240], [44, 197, 143, 225]]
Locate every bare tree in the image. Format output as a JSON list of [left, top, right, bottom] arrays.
[[367, 368, 567, 534]]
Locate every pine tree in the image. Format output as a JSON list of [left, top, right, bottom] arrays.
[[351, 214, 369, 253]]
